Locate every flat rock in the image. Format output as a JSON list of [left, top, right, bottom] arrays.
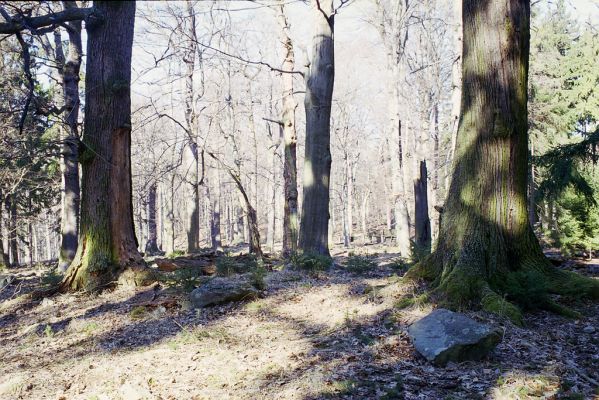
[[190, 274, 260, 308], [408, 308, 501, 366]]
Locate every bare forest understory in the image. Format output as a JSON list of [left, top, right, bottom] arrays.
[[1, 245, 598, 400]]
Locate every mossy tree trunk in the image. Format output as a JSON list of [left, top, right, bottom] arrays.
[[408, 0, 599, 324], [299, 0, 334, 256], [61, 1, 151, 292]]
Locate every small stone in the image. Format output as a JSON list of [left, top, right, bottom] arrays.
[[583, 326, 596, 334], [408, 309, 502, 366]]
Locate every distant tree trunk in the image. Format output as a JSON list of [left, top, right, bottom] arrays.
[[184, 1, 200, 254], [44, 219, 52, 261], [391, 127, 411, 256], [186, 144, 201, 253], [361, 191, 370, 243], [528, 142, 537, 226], [299, 0, 334, 256], [145, 183, 161, 255], [164, 177, 176, 254], [414, 160, 431, 253], [208, 169, 222, 252], [56, 2, 82, 272], [346, 158, 354, 243], [0, 195, 8, 268], [6, 197, 18, 266], [408, 0, 598, 323], [277, 2, 299, 256], [266, 143, 277, 252], [61, 1, 152, 292], [429, 102, 440, 242]]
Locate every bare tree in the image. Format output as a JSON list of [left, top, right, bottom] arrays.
[[299, 0, 335, 256]]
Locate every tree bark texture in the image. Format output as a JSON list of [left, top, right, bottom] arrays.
[[277, 2, 299, 256], [299, 0, 334, 256], [184, 1, 200, 253], [408, 0, 599, 324], [144, 183, 161, 255], [61, 1, 151, 292], [56, 1, 82, 272]]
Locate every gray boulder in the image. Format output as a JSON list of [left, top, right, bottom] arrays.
[[408, 308, 501, 366], [190, 274, 260, 308]]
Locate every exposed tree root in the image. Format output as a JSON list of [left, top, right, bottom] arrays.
[[406, 253, 599, 326]]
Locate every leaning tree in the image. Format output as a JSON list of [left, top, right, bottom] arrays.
[[407, 0, 599, 324]]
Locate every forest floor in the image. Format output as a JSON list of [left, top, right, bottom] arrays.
[[0, 245, 598, 400]]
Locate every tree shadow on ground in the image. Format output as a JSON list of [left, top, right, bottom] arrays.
[[1, 258, 598, 399]]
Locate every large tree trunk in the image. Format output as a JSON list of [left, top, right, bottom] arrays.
[[408, 0, 598, 323], [277, 2, 299, 256], [299, 0, 334, 256], [56, 1, 82, 272], [61, 1, 151, 292], [184, 1, 200, 254]]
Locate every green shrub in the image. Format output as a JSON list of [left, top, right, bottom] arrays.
[[345, 254, 377, 274], [130, 305, 147, 320], [409, 240, 430, 263], [166, 250, 185, 259], [250, 265, 267, 290], [40, 269, 63, 288], [216, 254, 258, 277], [290, 251, 332, 272], [159, 267, 204, 292]]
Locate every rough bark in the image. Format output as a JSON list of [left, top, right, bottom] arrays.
[[445, 0, 463, 190], [407, 0, 599, 324], [60, 1, 152, 292], [299, 0, 334, 256], [144, 183, 162, 255], [414, 160, 431, 253], [184, 1, 200, 253], [56, 1, 82, 272], [277, 2, 299, 256]]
